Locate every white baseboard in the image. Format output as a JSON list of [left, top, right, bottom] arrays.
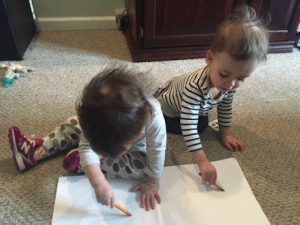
[[36, 16, 118, 31]]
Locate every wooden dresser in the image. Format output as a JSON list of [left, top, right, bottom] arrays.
[[125, 0, 300, 61]]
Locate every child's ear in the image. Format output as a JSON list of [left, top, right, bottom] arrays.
[[205, 50, 214, 65]]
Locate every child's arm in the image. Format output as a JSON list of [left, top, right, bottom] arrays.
[[192, 150, 217, 185], [84, 164, 115, 207], [130, 98, 166, 211], [217, 89, 245, 151], [78, 134, 115, 207], [219, 126, 245, 151]]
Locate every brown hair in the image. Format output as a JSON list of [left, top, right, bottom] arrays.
[[210, 6, 269, 62], [77, 67, 152, 158]]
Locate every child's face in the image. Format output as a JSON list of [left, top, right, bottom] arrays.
[[205, 50, 258, 92]]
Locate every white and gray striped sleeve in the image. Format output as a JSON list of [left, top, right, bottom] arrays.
[[217, 89, 236, 127], [180, 83, 203, 152]]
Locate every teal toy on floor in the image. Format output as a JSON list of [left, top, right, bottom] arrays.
[[0, 63, 33, 87]]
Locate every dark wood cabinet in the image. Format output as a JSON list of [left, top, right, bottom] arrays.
[[125, 0, 300, 61], [0, 0, 36, 60]]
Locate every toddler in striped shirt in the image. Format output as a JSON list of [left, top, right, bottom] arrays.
[[156, 6, 269, 186]]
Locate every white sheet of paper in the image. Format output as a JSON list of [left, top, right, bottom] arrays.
[[51, 158, 270, 225]]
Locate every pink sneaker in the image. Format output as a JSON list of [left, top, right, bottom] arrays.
[[8, 126, 43, 172], [63, 149, 83, 173]]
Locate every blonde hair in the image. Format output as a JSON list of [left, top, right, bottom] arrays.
[[210, 6, 269, 62]]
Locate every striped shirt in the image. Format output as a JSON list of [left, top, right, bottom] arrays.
[[156, 66, 236, 152]]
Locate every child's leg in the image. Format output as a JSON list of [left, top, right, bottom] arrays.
[[164, 114, 208, 134], [63, 138, 147, 177], [197, 116, 208, 133], [41, 116, 81, 159], [8, 116, 81, 172], [163, 114, 182, 134], [100, 150, 147, 179]]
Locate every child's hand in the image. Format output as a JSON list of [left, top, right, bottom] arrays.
[[198, 160, 217, 185], [222, 135, 245, 152], [219, 127, 245, 152], [129, 176, 161, 211], [192, 150, 217, 185], [84, 164, 115, 208], [94, 179, 115, 207]]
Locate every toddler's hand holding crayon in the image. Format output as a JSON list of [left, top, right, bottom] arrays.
[[192, 150, 217, 185], [94, 178, 115, 208], [84, 164, 116, 207], [198, 160, 217, 185]]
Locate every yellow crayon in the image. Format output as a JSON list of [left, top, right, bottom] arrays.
[[114, 203, 132, 216]]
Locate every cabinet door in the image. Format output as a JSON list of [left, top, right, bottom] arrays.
[[248, 0, 300, 42], [143, 0, 239, 48]]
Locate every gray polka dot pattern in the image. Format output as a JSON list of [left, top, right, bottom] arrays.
[[112, 163, 119, 172], [71, 133, 79, 140], [43, 116, 82, 157], [53, 139, 59, 148], [74, 127, 81, 134], [70, 119, 78, 126], [60, 140, 67, 148], [106, 158, 113, 167], [125, 166, 132, 174], [42, 116, 147, 179], [100, 151, 146, 179], [133, 159, 144, 169], [119, 158, 125, 168]]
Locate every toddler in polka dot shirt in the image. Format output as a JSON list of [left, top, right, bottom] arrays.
[[8, 67, 166, 211]]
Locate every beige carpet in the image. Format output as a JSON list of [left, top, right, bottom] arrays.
[[0, 30, 299, 225]]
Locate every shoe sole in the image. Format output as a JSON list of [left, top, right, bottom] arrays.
[[8, 128, 25, 172]]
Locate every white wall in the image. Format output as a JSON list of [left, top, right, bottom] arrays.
[[31, 0, 125, 31]]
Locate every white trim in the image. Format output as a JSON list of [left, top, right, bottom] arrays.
[[28, 0, 36, 20], [36, 16, 118, 31]]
